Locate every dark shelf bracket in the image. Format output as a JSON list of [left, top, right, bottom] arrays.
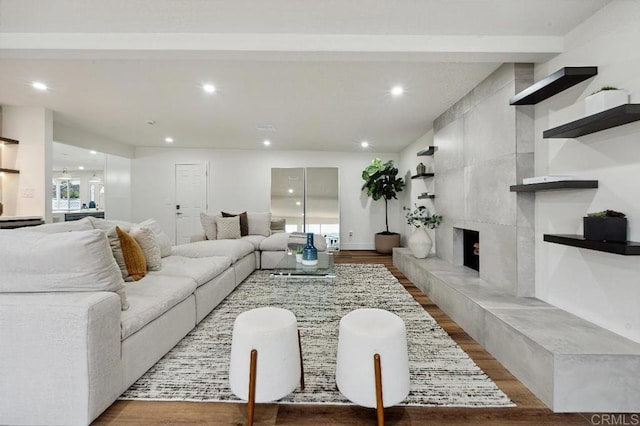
[[417, 146, 436, 156], [543, 104, 640, 138], [510, 180, 598, 192], [418, 193, 435, 199], [544, 234, 640, 256], [0, 168, 20, 174], [510, 66, 597, 105], [411, 173, 434, 179]]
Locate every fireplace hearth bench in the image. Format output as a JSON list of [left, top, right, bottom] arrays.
[[394, 248, 640, 413]]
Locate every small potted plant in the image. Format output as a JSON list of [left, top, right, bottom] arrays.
[[403, 204, 442, 258], [585, 86, 628, 116], [295, 247, 304, 263], [584, 209, 627, 242]]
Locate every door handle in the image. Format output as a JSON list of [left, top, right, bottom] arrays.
[[176, 212, 183, 215]]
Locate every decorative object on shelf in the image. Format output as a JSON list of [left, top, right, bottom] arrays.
[[416, 162, 426, 175], [403, 204, 442, 259], [584, 210, 628, 242], [361, 158, 405, 253], [509, 66, 598, 106], [585, 86, 628, 116], [296, 247, 303, 263], [302, 233, 318, 265]]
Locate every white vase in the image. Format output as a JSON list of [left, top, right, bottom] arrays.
[[585, 89, 628, 116], [408, 227, 432, 259]]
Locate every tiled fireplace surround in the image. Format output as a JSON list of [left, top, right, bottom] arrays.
[[395, 64, 640, 412]]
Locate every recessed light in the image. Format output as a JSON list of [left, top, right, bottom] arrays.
[[203, 84, 216, 94], [32, 81, 48, 91], [391, 86, 404, 96], [263, 140, 271, 146], [165, 137, 174, 143], [296, 201, 301, 206], [288, 188, 294, 194], [361, 141, 369, 148], [90, 150, 97, 155], [78, 166, 85, 170]]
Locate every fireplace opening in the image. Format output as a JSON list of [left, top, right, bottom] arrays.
[[463, 229, 479, 272]]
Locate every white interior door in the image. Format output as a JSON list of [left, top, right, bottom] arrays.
[[175, 163, 208, 245]]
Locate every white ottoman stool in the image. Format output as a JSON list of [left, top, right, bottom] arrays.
[[335, 308, 409, 426], [229, 307, 304, 425]]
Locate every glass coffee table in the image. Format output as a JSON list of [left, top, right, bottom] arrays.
[[271, 252, 335, 278]]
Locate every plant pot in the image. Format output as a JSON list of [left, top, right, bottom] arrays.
[[408, 227, 432, 259], [585, 90, 628, 116], [583, 217, 628, 242], [374, 232, 401, 254], [295, 253, 303, 263]]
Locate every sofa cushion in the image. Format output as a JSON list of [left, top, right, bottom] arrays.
[[87, 216, 133, 233], [130, 224, 162, 271], [28, 217, 93, 233], [200, 212, 218, 240], [0, 229, 128, 308], [222, 211, 248, 236], [116, 226, 147, 281], [150, 255, 232, 286], [270, 217, 286, 233], [241, 235, 267, 250], [216, 215, 241, 240], [171, 239, 254, 263], [247, 212, 272, 237], [121, 274, 197, 340], [139, 218, 172, 258], [259, 232, 328, 251]]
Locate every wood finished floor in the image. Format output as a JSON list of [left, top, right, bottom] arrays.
[[94, 251, 591, 425]]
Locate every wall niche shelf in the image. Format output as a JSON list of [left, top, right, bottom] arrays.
[[510, 66, 598, 106], [417, 146, 436, 156], [0, 168, 19, 174], [543, 104, 640, 138], [0, 136, 20, 145], [411, 173, 434, 179], [544, 234, 640, 255], [418, 193, 435, 199], [510, 180, 598, 192]]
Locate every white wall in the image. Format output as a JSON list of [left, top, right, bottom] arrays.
[[398, 130, 437, 248], [131, 147, 401, 249], [1, 106, 53, 222], [53, 123, 135, 159], [534, 1, 640, 342], [104, 154, 132, 222]]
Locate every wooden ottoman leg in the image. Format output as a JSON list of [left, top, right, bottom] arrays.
[[247, 349, 258, 426], [374, 353, 384, 426], [298, 329, 305, 390]]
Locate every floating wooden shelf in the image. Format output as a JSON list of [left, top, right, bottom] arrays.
[[510, 180, 598, 192], [0, 168, 19, 174], [411, 173, 434, 179], [418, 193, 435, 199], [417, 146, 436, 156], [544, 234, 640, 255], [510, 66, 598, 105], [543, 104, 640, 138], [0, 136, 19, 145]]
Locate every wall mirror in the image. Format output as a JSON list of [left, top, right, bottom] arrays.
[[52, 142, 106, 222], [270, 167, 339, 250]]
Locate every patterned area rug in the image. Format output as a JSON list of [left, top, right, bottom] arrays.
[[120, 264, 514, 407]]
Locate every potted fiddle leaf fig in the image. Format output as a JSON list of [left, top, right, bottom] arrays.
[[361, 158, 405, 253], [584, 209, 628, 242]]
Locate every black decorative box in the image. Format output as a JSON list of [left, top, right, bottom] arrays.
[[583, 217, 628, 242]]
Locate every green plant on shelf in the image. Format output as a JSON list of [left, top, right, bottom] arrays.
[[590, 85, 619, 95], [296, 247, 304, 254], [403, 204, 442, 229], [586, 209, 626, 218]]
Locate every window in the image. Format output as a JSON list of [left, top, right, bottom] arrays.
[[52, 179, 81, 211]]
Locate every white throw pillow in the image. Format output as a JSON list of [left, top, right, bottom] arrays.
[[216, 216, 241, 239], [247, 212, 272, 237], [130, 224, 162, 271], [87, 216, 133, 233], [0, 229, 128, 309], [139, 218, 172, 258], [200, 212, 218, 240]]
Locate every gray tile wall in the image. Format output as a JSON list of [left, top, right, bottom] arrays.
[[433, 63, 535, 296]]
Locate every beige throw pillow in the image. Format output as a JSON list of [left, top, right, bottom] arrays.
[[130, 225, 162, 271], [216, 216, 241, 240], [139, 218, 172, 257], [200, 212, 218, 240]]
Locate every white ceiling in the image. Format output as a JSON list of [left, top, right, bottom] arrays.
[[0, 0, 611, 154]]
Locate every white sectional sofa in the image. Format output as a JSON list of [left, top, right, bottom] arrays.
[[0, 213, 325, 425]]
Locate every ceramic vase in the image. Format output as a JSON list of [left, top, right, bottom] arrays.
[[585, 89, 628, 116], [302, 233, 318, 265], [295, 253, 303, 263], [408, 227, 432, 259]]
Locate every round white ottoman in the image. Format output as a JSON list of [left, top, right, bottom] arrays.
[[335, 308, 409, 420], [229, 307, 302, 424]]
